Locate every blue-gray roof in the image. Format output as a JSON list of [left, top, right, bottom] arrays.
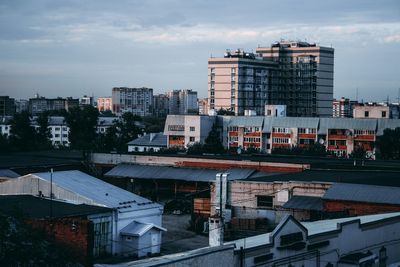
[[282, 196, 323, 211], [127, 133, 167, 147], [376, 119, 400, 135], [272, 117, 319, 129], [0, 169, 20, 178], [105, 164, 261, 182], [228, 116, 264, 127], [32, 170, 161, 211], [323, 183, 400, 205], [318, 118, 377, 134]]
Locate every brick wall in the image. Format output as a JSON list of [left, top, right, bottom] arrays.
[[26, 217, 93, 266], [324, 200, 400, 216]]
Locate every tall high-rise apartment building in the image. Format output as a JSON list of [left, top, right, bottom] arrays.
[[208, 49, 277, 116], [28, 96, 78, 115], [167, 89, 198, 115], [0, 96, 16, 116], [256, 41, 334, 117], [153, 94, 169, 117], [112, 87, 153, 116]]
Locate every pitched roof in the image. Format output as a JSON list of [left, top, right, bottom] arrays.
[[105, 164, 262, 182], [282, 196, 323, 211], [0, 169, 20, 178], [127, 133, 167, 147], [120, 221, 166, 237], [322, 183, 400, 205], [228, 116, 264, 127], [377, 119, 400, 135], [31, 170, 162, 211], [0, 195, 111, 219], [318, 118, 377, 134]]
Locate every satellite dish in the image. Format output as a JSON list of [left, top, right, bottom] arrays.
[[319, 138, 325, 145], [237, 147, 242, 155], [345, 130, 352, 137]]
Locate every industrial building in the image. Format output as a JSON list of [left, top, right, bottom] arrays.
[[96, 212, 400, 267], [0, 170, 165, 257]]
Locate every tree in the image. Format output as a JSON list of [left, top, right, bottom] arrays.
[[36, 112, 52, 150], [0, 133, 10, 153], [377, 127, 400, 159], [216, 108, 235, 116], [9, 111, 37, 151], [114, 112, 142, 151], [64, 106, 99, 152], [187, 142, 204, 155], [203, 124, 225, 154]]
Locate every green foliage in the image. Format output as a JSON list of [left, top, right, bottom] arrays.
[[9, 111, 37, 151], [36, 112, 52, 150], [142, 116, 166, 133], [203, 124, 225, 154], [216, 108, 235, 115], [187, 142, 204, 155], [349, 146, 367, 159], [96, 112, 142, 152], [272, 143, 328, 157], [65, 106, 99, 151], [377, 127, 400, 159]]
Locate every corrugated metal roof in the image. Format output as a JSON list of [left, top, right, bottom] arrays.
[[120, 221, 166, 237], [98, 117, 118, 126], [376, 119, 400, 135], [272, 117, 319, 129], [228, 116, 264, 127], [318, 118, 377, 134], [32, 170, 161, 211], [322, 183, 400, 205], [0, 169, 20, 178], [0, 195, 111, 219], [127, 133, 167, 147], [282, 196, 323, 211], [105, 164, 258, 182]]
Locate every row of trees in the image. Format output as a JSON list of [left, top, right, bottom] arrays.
[[0, 106, 148, 154]]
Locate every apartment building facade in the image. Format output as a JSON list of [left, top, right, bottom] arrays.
[[97, 97, 112, 112], [112, 87, 153, 116], [164, 115, 400, 158], [256, 41, 334, 117], [332, 97, 357, 118], [353, 103, 390, 118], [153, 94, 169, 117], [208, 50, 278, 116], [0, 96, 16, 116], [28, 96, 79, 115], [167, 89, 198, 115]]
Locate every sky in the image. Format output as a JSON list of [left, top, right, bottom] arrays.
[[0, 0, 399, 101]]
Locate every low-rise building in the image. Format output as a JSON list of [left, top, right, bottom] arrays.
[[0, 170, 165, 257], [164, 115, 215, 148], [164, 115, 400, 157], [127, 133, 167, 152], [353, 103, 390, 118]]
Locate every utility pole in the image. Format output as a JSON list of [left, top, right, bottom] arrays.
[[50, 168, 53, 218]]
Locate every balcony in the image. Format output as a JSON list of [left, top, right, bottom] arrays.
[[354, 135, 375, 141], [328, 134, 347, 140], [328, 145, 347, 150]]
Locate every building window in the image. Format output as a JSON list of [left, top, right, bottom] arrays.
[[189, 136, 195, 142], [257, 195, 273, 208], [190, 127, 195, 131], [382, 111, 387, 117], [364, 111, 369, 117]]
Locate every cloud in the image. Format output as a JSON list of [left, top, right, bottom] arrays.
[[383, 34, 400, 43]]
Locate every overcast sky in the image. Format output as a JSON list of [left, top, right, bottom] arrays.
[[0, 0, 399, 101]]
